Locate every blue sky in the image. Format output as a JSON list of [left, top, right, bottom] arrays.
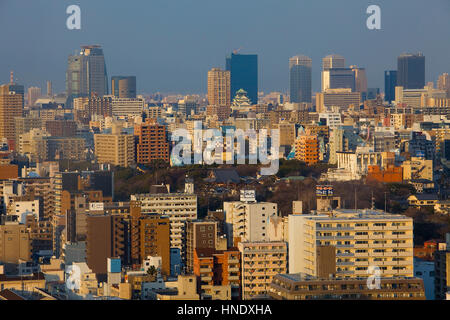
[[1, 0, 449, 94]]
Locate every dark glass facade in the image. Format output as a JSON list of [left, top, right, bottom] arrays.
[[384, 70, 397, 103], [289, 59, 312, 103], [397, 53, 425, 89], [226, 53, 258, 105]]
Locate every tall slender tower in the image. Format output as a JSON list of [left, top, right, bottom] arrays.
[[384, 70, 397, 103], [289, 55, 312, 103], [0, 84, 23, 146], [207, 68, 231, 106], [66, 45, 108, 107], [47, 81, 52, 97]]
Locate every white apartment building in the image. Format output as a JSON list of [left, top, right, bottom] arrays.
[[288, 209, 414, 278], [111, 96, 145, 117], [224, 200, 277, 247], [7, 197, 40, 223], [319, 112, 342, 128], [337, 146, 382, 176]]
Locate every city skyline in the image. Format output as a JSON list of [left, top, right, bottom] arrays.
[[2, 0, 450, 305], [1, 0, 450, 94]]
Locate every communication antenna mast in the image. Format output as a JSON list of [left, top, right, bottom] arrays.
[[233, 47, 243, 54]]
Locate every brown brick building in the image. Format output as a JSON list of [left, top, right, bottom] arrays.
[[45, 120, 77, 137], [134, 119, 169, 165]]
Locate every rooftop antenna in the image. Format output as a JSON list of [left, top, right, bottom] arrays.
[[233, 47, 243, 54], [10, 71, 14, 84]]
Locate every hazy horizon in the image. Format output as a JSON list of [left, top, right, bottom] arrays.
[[1, 0, 450, 95]]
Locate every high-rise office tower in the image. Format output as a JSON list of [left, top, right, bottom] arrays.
[[111, 76, 136, 98], [321, 55, 352, 92], [350, 65, 368, 93], [289, 55, 312, 103], [0, 84, 23, 145], [385, 70, 397, 103], [226, 53, 258, 105], [322, 68, 355, 92], [66, 45, 108, 107], [322, 54, 345, 71], [27, 86, 41, 107], [207, 68, 231, 106], [397, 53, 425, 89], [437, 73, 450, 98]]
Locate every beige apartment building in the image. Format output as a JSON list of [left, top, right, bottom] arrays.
[[288, 209, 414, 279], [272, 122, 296, 147], [94, 131, 135, 167], [18, 128, 49, 162], [130, 192, 197, 254], [269, 274, 425, 300], [238, 241, 287, 300], [207, 68, 231, 107], [394, 84, 448, 108], [402, 157, 433, 181], [0, 222, 31, 264], [14, 116, 43, 143]]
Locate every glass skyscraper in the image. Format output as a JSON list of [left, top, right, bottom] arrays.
[[397, 53, 425, 89], [66, 45, 108, 107], [384, 70, 397, 103], [289, 55, 312, 103], [226, 53, 258, 105]]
